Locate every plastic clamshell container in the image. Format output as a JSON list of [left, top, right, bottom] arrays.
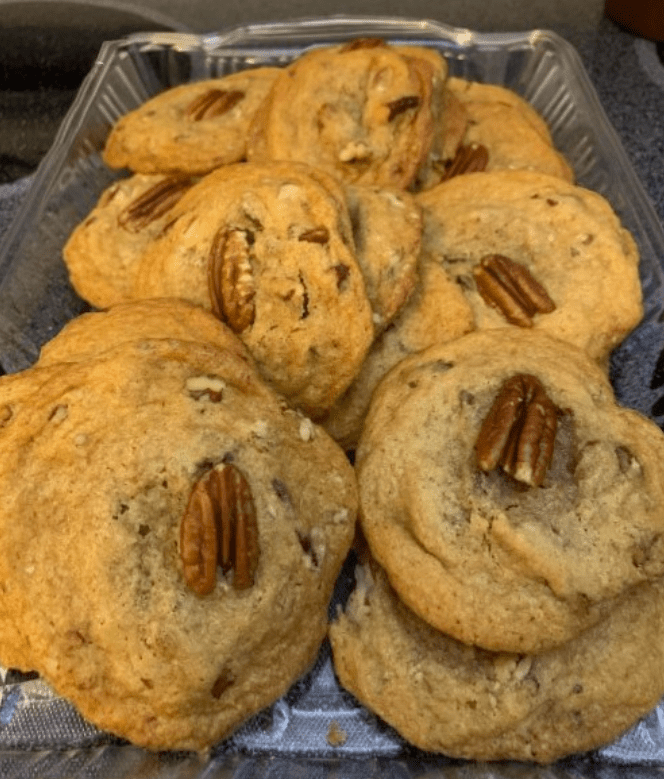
[[1, 15, 664, 779]]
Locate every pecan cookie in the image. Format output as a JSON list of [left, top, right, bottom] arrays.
[[320, 254, 474, 449], [0, 318, 357, 751], [63, 173, 197, 308], [416, 169, 642, 365], [437, 78, 574, 183], [355, 329, 664, 654], [246, 39, 447, 190], [103, 68, 281, 175], [330, 560, 664, 763], [133, 161, 374, 418]]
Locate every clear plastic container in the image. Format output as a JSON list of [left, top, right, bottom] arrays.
[[1, 15, 664, 779]]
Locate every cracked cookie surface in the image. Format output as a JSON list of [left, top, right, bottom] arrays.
[[246, 40, 447, 190], [343, 184, 422, 334]]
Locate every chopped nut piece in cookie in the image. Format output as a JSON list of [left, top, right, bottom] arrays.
[[185, 375, 226, 402], [440, 142, 489, 180], [386, 95, 421, 122], [299, 418, 315, 442]]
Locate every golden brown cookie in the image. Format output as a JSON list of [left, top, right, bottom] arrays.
[[0, 312, 358, 752], [414, 82, 470, 190], [133, 161, 374, 418], [440, 78, 574, 182], [103, 68, 281, 175], [246, 39, 447, 190], [355, 329, 664, 654], [330, 559, 664, 763], [416, 169, 642, 365], [63, 173, 197, 308]]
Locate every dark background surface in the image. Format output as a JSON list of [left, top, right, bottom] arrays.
[[0, 2, 182, 182]]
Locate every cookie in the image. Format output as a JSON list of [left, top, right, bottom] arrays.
[[102, 68, 281, 175], [63, 173, 197, 308], [0, 320, 358, 751], [133, 161, 374, 418], [440, 78, 574, 182], [330, 560, 664, 763], [416, 169, 642, 365], [344, 184, 422, 333], [320, 254, 474, 449], [450, 78, 559, 144], [355, 329, 664, 653], [246, 39, 447, 190]]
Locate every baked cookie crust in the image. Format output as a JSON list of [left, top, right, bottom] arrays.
[[63, 173, 197, 308], [246, 39, 447, 190], [416, 169, 642, 365], [133, 161, 374, 418]]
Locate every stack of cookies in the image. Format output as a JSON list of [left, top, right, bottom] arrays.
[[0, 36, 660, 761], [330, 329, 664, 762]]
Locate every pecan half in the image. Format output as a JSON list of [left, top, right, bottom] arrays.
[[473, 254, 556, 327], [185, 88, 244, 121], [180, 464, 259, 595], [208, 227, 256, 333], [440, 142, 489, 181], [118, 176, 193, 232], [475, 373, 558, 487]]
